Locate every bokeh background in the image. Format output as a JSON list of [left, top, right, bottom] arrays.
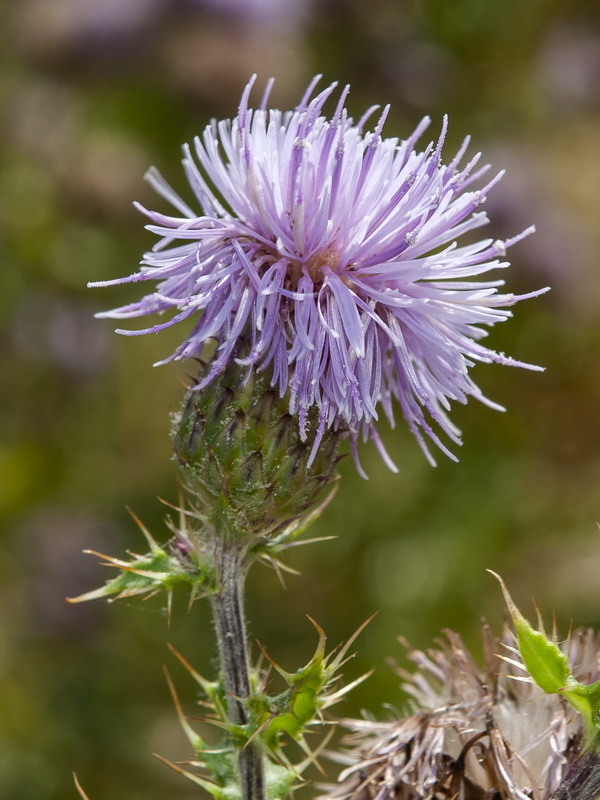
[[3, 0, 600, 797]]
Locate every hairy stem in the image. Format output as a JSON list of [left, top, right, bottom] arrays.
[[210, 541, 264, 800]]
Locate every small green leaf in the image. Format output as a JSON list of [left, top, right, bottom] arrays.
[[490, 570, 600, 743], [489, 570, 572, 694], [68, 506, 219, 609], [249, 617, 372, 757], [67, 545, 212, 606]]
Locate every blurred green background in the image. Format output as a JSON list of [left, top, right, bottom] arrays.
[[3, 0, 600, 797]]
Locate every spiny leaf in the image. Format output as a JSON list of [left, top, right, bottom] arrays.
[[488, 570, 572, 695], [490, 570, 600, 741], [67, 546, 196, 604], [255, 616, 373, 753]]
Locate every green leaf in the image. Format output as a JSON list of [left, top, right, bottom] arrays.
[[489, 570, 572, 693], [67, 508, 217, 609], [490, 570, 600, 742]]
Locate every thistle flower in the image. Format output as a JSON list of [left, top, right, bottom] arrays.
[[329, 624, 600, 800], [90, 75, 547, 472]]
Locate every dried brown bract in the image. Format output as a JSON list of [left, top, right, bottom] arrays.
[[327, 624, 600, 800]]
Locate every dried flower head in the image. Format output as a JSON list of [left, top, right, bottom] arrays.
[[90, 76, 547, 473], [329, 624, 600, 800]]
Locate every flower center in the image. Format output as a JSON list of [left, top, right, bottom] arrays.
[[305, 248, 340, 283], [285, 247, 341, 290]]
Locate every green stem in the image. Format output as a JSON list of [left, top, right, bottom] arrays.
[[210, 540, 264, 800]]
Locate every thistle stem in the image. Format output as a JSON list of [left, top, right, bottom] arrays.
[[210, 540, 264, 800]]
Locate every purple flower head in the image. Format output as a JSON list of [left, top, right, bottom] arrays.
[[90, 75, 547, 475]]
